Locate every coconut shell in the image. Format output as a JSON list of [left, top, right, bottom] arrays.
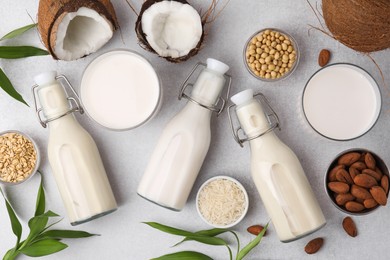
[[135, 0, 205, 63], [38, 0, 118, 59], [322, 0, 390, 53]]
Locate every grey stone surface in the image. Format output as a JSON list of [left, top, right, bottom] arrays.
[[0, 0, 389, 259]]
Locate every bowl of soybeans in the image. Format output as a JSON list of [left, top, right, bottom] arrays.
[[244, 28, 299, 81]]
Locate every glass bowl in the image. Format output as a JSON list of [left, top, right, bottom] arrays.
[[325, 148, 389, 215], [0, 130, 40, 186], [243, 28, 300, 81], [196, 176, 249, 228]]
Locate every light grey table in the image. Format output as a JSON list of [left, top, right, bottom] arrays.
[[1, 1, 389, 259]]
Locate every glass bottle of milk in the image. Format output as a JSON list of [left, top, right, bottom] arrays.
[[228, 89, 326, 242], [138, 58, 231, 211], [32, 71, 117, 225]]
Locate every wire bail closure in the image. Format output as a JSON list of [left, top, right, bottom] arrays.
[[32, 75, 84, 128], [178, 62, 232, 116], [228, 92, 281, 147]]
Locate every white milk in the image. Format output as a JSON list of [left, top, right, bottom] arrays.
[[34, 72, 117, 225], [231, 89, 326, 242], [81, 50, 161, 130], [137, 59, 229, 211], [303, 64, 381, 140]]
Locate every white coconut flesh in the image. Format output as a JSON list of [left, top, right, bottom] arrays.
[[141, 1, 202, 58], [54, 7, 114, 60]]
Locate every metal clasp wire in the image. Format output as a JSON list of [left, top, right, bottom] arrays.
[[227, 92, 281, 147], [32, 75, 84, 128], [178, 62, 232, 116]]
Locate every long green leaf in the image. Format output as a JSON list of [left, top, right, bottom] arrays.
[[0, 188, 22, 244], [37, 230, 97, 240], [236, 223, 268, 260], [151, 251, 213, 260], [0, 67, 28, 106], [19, 239, 68, 257], [26, 210, 60, 245], [0, 46, 48, 59], [0, 24, 37, 41], [173, 228, 229, 247], [34, 173, 45, 216], [144, 222, 227, 246]]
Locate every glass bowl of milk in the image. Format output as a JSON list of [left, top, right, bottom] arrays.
[[302, 63, 381, 141], [80, 50, 162, 131]]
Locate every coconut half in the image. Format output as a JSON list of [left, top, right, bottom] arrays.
[[136, 0, 205, 62], [38, 0, 118, 61]]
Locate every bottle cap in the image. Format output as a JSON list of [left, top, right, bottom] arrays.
[[206, 58, 229, 75], [34, 71, 57, 86], [231, 89, 254, 106]]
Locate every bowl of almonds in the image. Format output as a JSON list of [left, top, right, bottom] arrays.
[[244, 28, 299, 81], [0, 131, 40, 185], [325, 149, 389, 215]]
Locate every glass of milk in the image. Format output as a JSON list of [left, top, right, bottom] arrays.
[[302, 63, 381, 141], [80, 49, 162, 131]]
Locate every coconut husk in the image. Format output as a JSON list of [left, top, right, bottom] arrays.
[[322, 0, 390, 53], [135, 0, 206, 63], [38, 0, 118, 59]]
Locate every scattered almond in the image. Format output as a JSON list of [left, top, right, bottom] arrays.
[[318, 49, 330, 67], [247, 225, 266, 236], [342, 217, 357, 237], [304, 237, 324, 254]]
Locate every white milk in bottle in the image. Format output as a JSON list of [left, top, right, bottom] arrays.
[[32, 72, 117, 225], [229, 89, 326, 242], [138, 58, 231, 211]]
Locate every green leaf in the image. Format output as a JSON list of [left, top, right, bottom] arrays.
[[236, 223, 268, 260], [34, 174, 45, 216], [37, 230, 97, 240], [0, 46, 48, 59], [0, 24, 37, 41], [0, 188, 22, 244], [151, 251, 213, 260], [27, 210, 60, 244], [0, 67, 28, 106], [144, 222, 227, 246], [19, 239, 68, 257], [173, 228, 229, 247]]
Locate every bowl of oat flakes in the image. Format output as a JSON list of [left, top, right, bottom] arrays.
[[0, 131, 40, 185]]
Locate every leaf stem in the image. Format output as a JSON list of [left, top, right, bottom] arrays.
[[229, 231, 240, 259], [226, 245, 233, 260]]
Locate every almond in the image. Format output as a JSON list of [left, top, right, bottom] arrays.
[[364, 152, 376, 170], [350, 161, 367, 171], [349, 167, 360, 180], [354, 173, 378, 188], [318, 49, 330, 67], [342, 216, 357, 237], [359, 152, 366, 162], [336, 169, 353, 184], [328, 182, 350, 194], [335, 193, 355, 206], [370, 186, 387, 206], [364, 198, 378, 209], [345, 201, 365, 212], [247, 225, 266, 236], [351, 184, 372, 200], [381, 175, 389, 194], [362, 169, 382, 181], [338, 152, 361, 166], [328, 165, 344, 182], [304, 237, 324, 254]]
